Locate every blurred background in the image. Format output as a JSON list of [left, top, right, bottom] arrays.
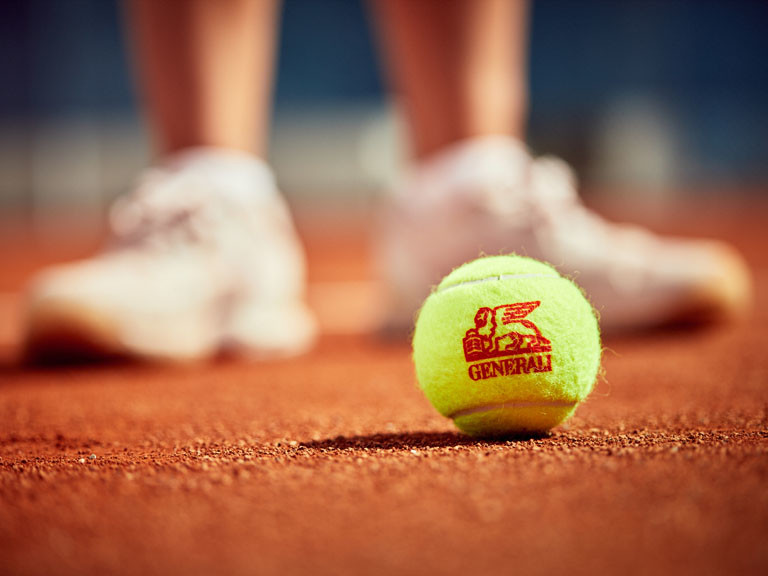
[[1, 0, 767, 247]]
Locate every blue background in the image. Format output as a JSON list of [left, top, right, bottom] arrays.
[[1, 0, 767, 186]]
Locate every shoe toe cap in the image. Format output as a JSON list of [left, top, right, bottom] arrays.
[[677, 240, 752, 322]]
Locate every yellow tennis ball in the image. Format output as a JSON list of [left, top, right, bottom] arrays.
[[412, 255, 601, 437]]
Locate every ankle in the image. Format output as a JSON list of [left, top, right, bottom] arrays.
[[153, 147, 279, 203]]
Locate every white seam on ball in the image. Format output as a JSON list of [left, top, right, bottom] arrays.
[[449, 400, 577, 419], [436, 273, 562, 294]]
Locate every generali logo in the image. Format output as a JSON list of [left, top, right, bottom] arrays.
[[462, 301, 553, 381]]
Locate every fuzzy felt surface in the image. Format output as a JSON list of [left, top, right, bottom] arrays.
[[413, 255, 601, 435]]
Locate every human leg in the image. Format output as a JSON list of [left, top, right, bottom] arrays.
[[130, 0, 280, 156], [370, 0, 528, 158]]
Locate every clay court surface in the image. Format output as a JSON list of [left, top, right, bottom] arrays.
[[0, 198, 766, 576]]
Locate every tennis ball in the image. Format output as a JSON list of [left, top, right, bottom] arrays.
[[412, 255, 601, 437]]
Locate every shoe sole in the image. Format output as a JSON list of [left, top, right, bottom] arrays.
[[25, 297, 317, 364]]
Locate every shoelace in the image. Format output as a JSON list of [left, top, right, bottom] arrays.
[[533, 156, 661, 269], [482, 153, 659, 273], [481, 154, 587, 222], [529, 157, 604, 232], [109, 169, 220, 250]]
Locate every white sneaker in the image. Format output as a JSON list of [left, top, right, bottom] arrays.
[[24, 148, 317, 362], [377, 137, 752, 333]]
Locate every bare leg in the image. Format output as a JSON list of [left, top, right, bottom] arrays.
[[370, 0, 529, 159], [128, 0, 281, 157]]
